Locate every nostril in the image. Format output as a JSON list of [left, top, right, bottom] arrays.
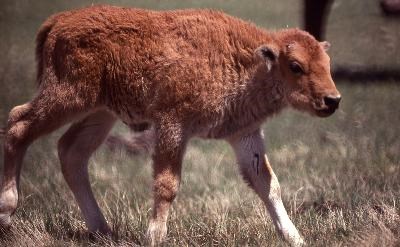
[[324, 95, 341, 108]]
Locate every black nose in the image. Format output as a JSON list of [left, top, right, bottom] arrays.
[[323, 95, 341, 109]]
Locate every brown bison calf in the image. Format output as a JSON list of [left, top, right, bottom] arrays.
[[0, 5, 341, 246]]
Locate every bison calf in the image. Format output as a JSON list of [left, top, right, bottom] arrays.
[[0, 5, 341, 246]]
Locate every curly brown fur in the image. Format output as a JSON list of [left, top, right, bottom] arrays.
[[1, 5, 340, 246]]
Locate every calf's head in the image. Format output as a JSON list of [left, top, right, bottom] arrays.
[[256, 29, 341, 117]]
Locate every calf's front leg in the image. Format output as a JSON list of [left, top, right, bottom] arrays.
[[146, 121, 186, 246], [229, 129, 304, 246]]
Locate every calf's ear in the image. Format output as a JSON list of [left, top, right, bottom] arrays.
[[255, 45, 278, 72], [320, 41, 331, 51]]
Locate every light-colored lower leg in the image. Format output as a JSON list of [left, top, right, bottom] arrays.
[[229, 129, 304, 246], [147, 198, 172, 245], [146, 122, 185, 246], [147, 160, 181, 246], [0, 138, 25, 226], [147, 170, 181, 245], [58, 109, 116, 234], [263, 155, 304, 245], [147, 171, 180, 246]]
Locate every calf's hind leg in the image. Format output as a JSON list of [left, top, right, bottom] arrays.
[[0, 103, 32, 226], [0, 88, 92, 227], [229, 129, 304, 246], [58, 109, 116, 234]]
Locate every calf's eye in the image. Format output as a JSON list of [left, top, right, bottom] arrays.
[[289, 61, 304, 75]]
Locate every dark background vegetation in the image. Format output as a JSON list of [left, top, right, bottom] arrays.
[[0, 0, 399, 246]]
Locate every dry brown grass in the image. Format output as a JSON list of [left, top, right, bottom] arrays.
[[0, 82, 399, 246]]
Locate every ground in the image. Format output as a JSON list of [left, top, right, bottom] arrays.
[[0, 0, 399, 246]]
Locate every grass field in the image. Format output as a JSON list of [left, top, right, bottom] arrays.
[[0, 0, 399, 246]]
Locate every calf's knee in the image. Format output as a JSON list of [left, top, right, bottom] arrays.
[[153, 176, 179, 202]]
